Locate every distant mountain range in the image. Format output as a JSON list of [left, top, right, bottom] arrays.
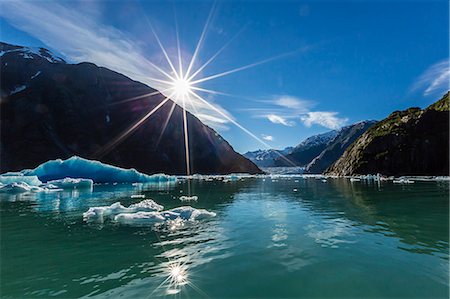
[[243, 147, 293, 167], [246, 121, 376, 173], [327, 93, 449, 176], [305, 120, 377, 173], [0, 42, 262, 175], [274, 130, 338, 167]]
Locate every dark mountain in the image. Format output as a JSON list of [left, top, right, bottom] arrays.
[[0, 42, 262, 175], [305, 121, 377, 174], [326, 93, 449, 176], [243, 147, 293, 167], [274, 130, 338, 166]]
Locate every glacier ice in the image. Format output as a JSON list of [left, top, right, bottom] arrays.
[[0, 175, 42, 186], [0, 182, 44, 193], [83, 200, 216, 226], [24, 156, 176, 183]]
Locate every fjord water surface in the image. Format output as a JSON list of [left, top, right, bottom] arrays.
[[1, 177, 448, 298]]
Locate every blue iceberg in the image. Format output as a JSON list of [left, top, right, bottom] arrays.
[[23, 156, 176, 183]]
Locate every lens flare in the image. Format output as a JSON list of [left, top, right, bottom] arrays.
[[95, 3, 301, 171]]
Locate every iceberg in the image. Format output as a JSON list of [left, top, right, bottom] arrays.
[[0, 174, 42, 186], [114, 206, 216, 225], [0, 182, 44, 193], [83, 199, 164, 222], [23, 156, 176, 183], [46, 178, 94, 189], [83, 200, 216, 226]]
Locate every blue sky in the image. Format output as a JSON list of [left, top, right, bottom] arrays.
[[1, 0, 448, 153]]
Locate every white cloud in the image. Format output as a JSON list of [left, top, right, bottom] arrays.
[[412, 59, 450, 96], [267, 114, 295, 126], [0, 1, 231, 130], [261, 134, 274, 141], [274, 95, 313, 112], [300, 111, 348, 129]]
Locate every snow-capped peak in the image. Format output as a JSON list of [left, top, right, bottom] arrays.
[[0, 42, 65, 63]]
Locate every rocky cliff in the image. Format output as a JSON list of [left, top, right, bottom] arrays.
[[326, 93, 449, 176], [305, 121, 377, 174]]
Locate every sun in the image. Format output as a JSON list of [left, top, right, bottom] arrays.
[[172, 77, 193, 99]]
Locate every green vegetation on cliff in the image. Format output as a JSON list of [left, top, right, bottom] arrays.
[[326, 92, 449, 176]]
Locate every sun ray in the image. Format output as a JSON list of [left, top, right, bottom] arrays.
[[184, 1, 217, 79], [173, 3, 183, 78], [191, 47, 306, 85], [182, 93, 191, 176], [145, 16, 180, 79], [95, 95, 173, 158], [188, 90, 297, 166], [155, 101, 177, 147], [190, 86, 233, 96], [105, 90, 165, 107], [187, 25, 246, 82]]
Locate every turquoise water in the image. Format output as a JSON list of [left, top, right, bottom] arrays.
[[1, 177, 448, 298]]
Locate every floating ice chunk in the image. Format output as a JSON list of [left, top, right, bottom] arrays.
[[0, 182, 43, 193], [167, 206, 216, 221], [128, 199, 164, 212], [349, 178, 361, 182], [0, 175, 42, 186], [179, 195, 198, 202], [84, 200, 215, 226], [113, 206, 216, 225], [83, 199, 164, 222], [393, 179, 414, 184], [130, 194, 145, 199], [1, 172, 24, 177], [25, 156, 176, 183], [114, 212, 166, 225], [46, 178, 93, 189]]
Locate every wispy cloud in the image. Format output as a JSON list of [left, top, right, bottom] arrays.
[[274, 95, 313, 112], [300, 111, 348, 130], [0, 1, 231, 130], [248, 95, 347, 130], [267, 114, 295, 126], [261, 134, 274, 141], [412, 59, 449, 96]]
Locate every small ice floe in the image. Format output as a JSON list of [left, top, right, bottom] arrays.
[[46, 178, 93, 189], [0, 174, 42, 186], [293, 188, 298, 192], [179, 195, 198, 202], [321, 179, 327, 183], [83, 199, 164, 222], [349, 178, 361, 182], [0, 182, 44, 193], [393, 178, 414, 184], [131, 194, 145, 199], [84, 200, 216, 226]]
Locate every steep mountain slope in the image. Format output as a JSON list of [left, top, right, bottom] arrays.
[[305, 121, 377, 173], [327, 93, 449, 176], [0, 42, 262, 175], [243, 147, 293, 167], [274, 131, 338, 166]]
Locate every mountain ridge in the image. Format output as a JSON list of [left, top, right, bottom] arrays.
[[326, 93, 449, 176], [0, 42, 262, 175]]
